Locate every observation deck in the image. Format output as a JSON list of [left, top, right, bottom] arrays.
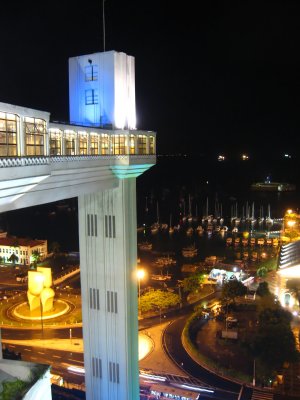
[[0, 103, 156, 212]]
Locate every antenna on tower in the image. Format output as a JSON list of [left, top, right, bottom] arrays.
[[102, 0, 106, 52]]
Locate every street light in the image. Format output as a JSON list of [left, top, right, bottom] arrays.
[[137, 268, 145, 314]]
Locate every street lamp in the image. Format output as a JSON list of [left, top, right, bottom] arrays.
[[137, 268, 145, 314]]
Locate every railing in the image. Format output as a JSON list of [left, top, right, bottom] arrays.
[[0, 154, 156, 168], [0, 157, 49, 168]]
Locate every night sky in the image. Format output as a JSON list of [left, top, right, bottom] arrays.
[[0, 0, 299, 157]]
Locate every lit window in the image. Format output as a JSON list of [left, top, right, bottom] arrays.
[[112, 135, 126, 155], [0, 112, 19, 156], [90, 133, 99, 155], [85, 65, 98, 81], [101, 134, 109, 155], [129, 135, 135, 154], [149, 136, 155, 155], [137, 135, 147, 155], [49, 129, 62, 156], [25, 117, 46, 156], [78, 132, 88, 155], [85, 89, 99, 105], [65, 130, 76, 156]]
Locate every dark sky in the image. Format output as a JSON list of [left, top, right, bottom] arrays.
[[0, 0, 299, 156]]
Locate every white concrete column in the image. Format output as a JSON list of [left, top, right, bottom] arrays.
[[19, 116, 25, 156], [78, 178, 139, 400]]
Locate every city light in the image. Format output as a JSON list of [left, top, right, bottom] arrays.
[[180, 384, 214, 393], [287, 220, 296, 227], [137, 268, 145, 313], [139, 373, 166, 382], [67, 366, 85, 374]]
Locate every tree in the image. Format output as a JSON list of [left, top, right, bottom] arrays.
[[256, 281, 270, 297], [249, 306, 298, 377], [139, 289, 180, 313], [31, 250, 41, 268], [221, 279, 247, 304], [182, 273, 204, 294], [8, 253, 19, 267], [257, 266, 267, 279], [244, 298, 299, 382]]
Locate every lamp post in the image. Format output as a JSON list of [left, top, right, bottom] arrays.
[[70, 328, 73, 345], [137, 268, 145, 314]]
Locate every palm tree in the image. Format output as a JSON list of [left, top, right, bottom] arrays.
[[31, 250, 41, 269], [8, 253, 19, 267]]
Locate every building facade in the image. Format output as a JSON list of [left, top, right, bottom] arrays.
[[0, 236, 47, 266]]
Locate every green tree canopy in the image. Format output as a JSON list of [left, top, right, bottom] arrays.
[[252, 309, 298, 374], [31, 250, 41, 268], [258, 305, 293, 328], [257, 266, 267, 278], [221, 279, 247, 304], [139, 289, 180, 313], [182, 273, 204, 293]]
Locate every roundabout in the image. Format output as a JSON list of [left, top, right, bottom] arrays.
[[13, 299, 70, 321]]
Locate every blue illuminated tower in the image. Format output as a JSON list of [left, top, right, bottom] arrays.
[[69, 51, 136, 129], [69, 50, 150, 400]]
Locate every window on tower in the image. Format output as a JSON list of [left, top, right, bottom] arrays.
[[85, 89, 99, 105], [85, 65, 98, 81]]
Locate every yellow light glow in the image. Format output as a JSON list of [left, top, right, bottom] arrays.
[[287, 220, 296, 227], [138, 333, 152, 361], [28, 271, 44, 295], [137, 269, 145, 280], [287, 209, 293, 214], [278, 265, 300, 277], [37, 267, 52, 288]]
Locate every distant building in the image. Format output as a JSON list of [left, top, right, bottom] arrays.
[[0, 235, 47, 265], [276, 240, 300, 308]]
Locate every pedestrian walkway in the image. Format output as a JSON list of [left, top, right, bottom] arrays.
[[251, 389, 273, 400]]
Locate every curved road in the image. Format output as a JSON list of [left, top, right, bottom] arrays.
[[162, 315, 254, 399]]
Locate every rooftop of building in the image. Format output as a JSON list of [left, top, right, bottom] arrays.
[[0, 236, 46, 248]]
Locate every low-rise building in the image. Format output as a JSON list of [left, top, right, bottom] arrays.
[[0, 235, 47, 266]]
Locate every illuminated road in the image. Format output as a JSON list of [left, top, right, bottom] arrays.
[[163, 316, 243, 392], [1, 327, 83, 340]]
